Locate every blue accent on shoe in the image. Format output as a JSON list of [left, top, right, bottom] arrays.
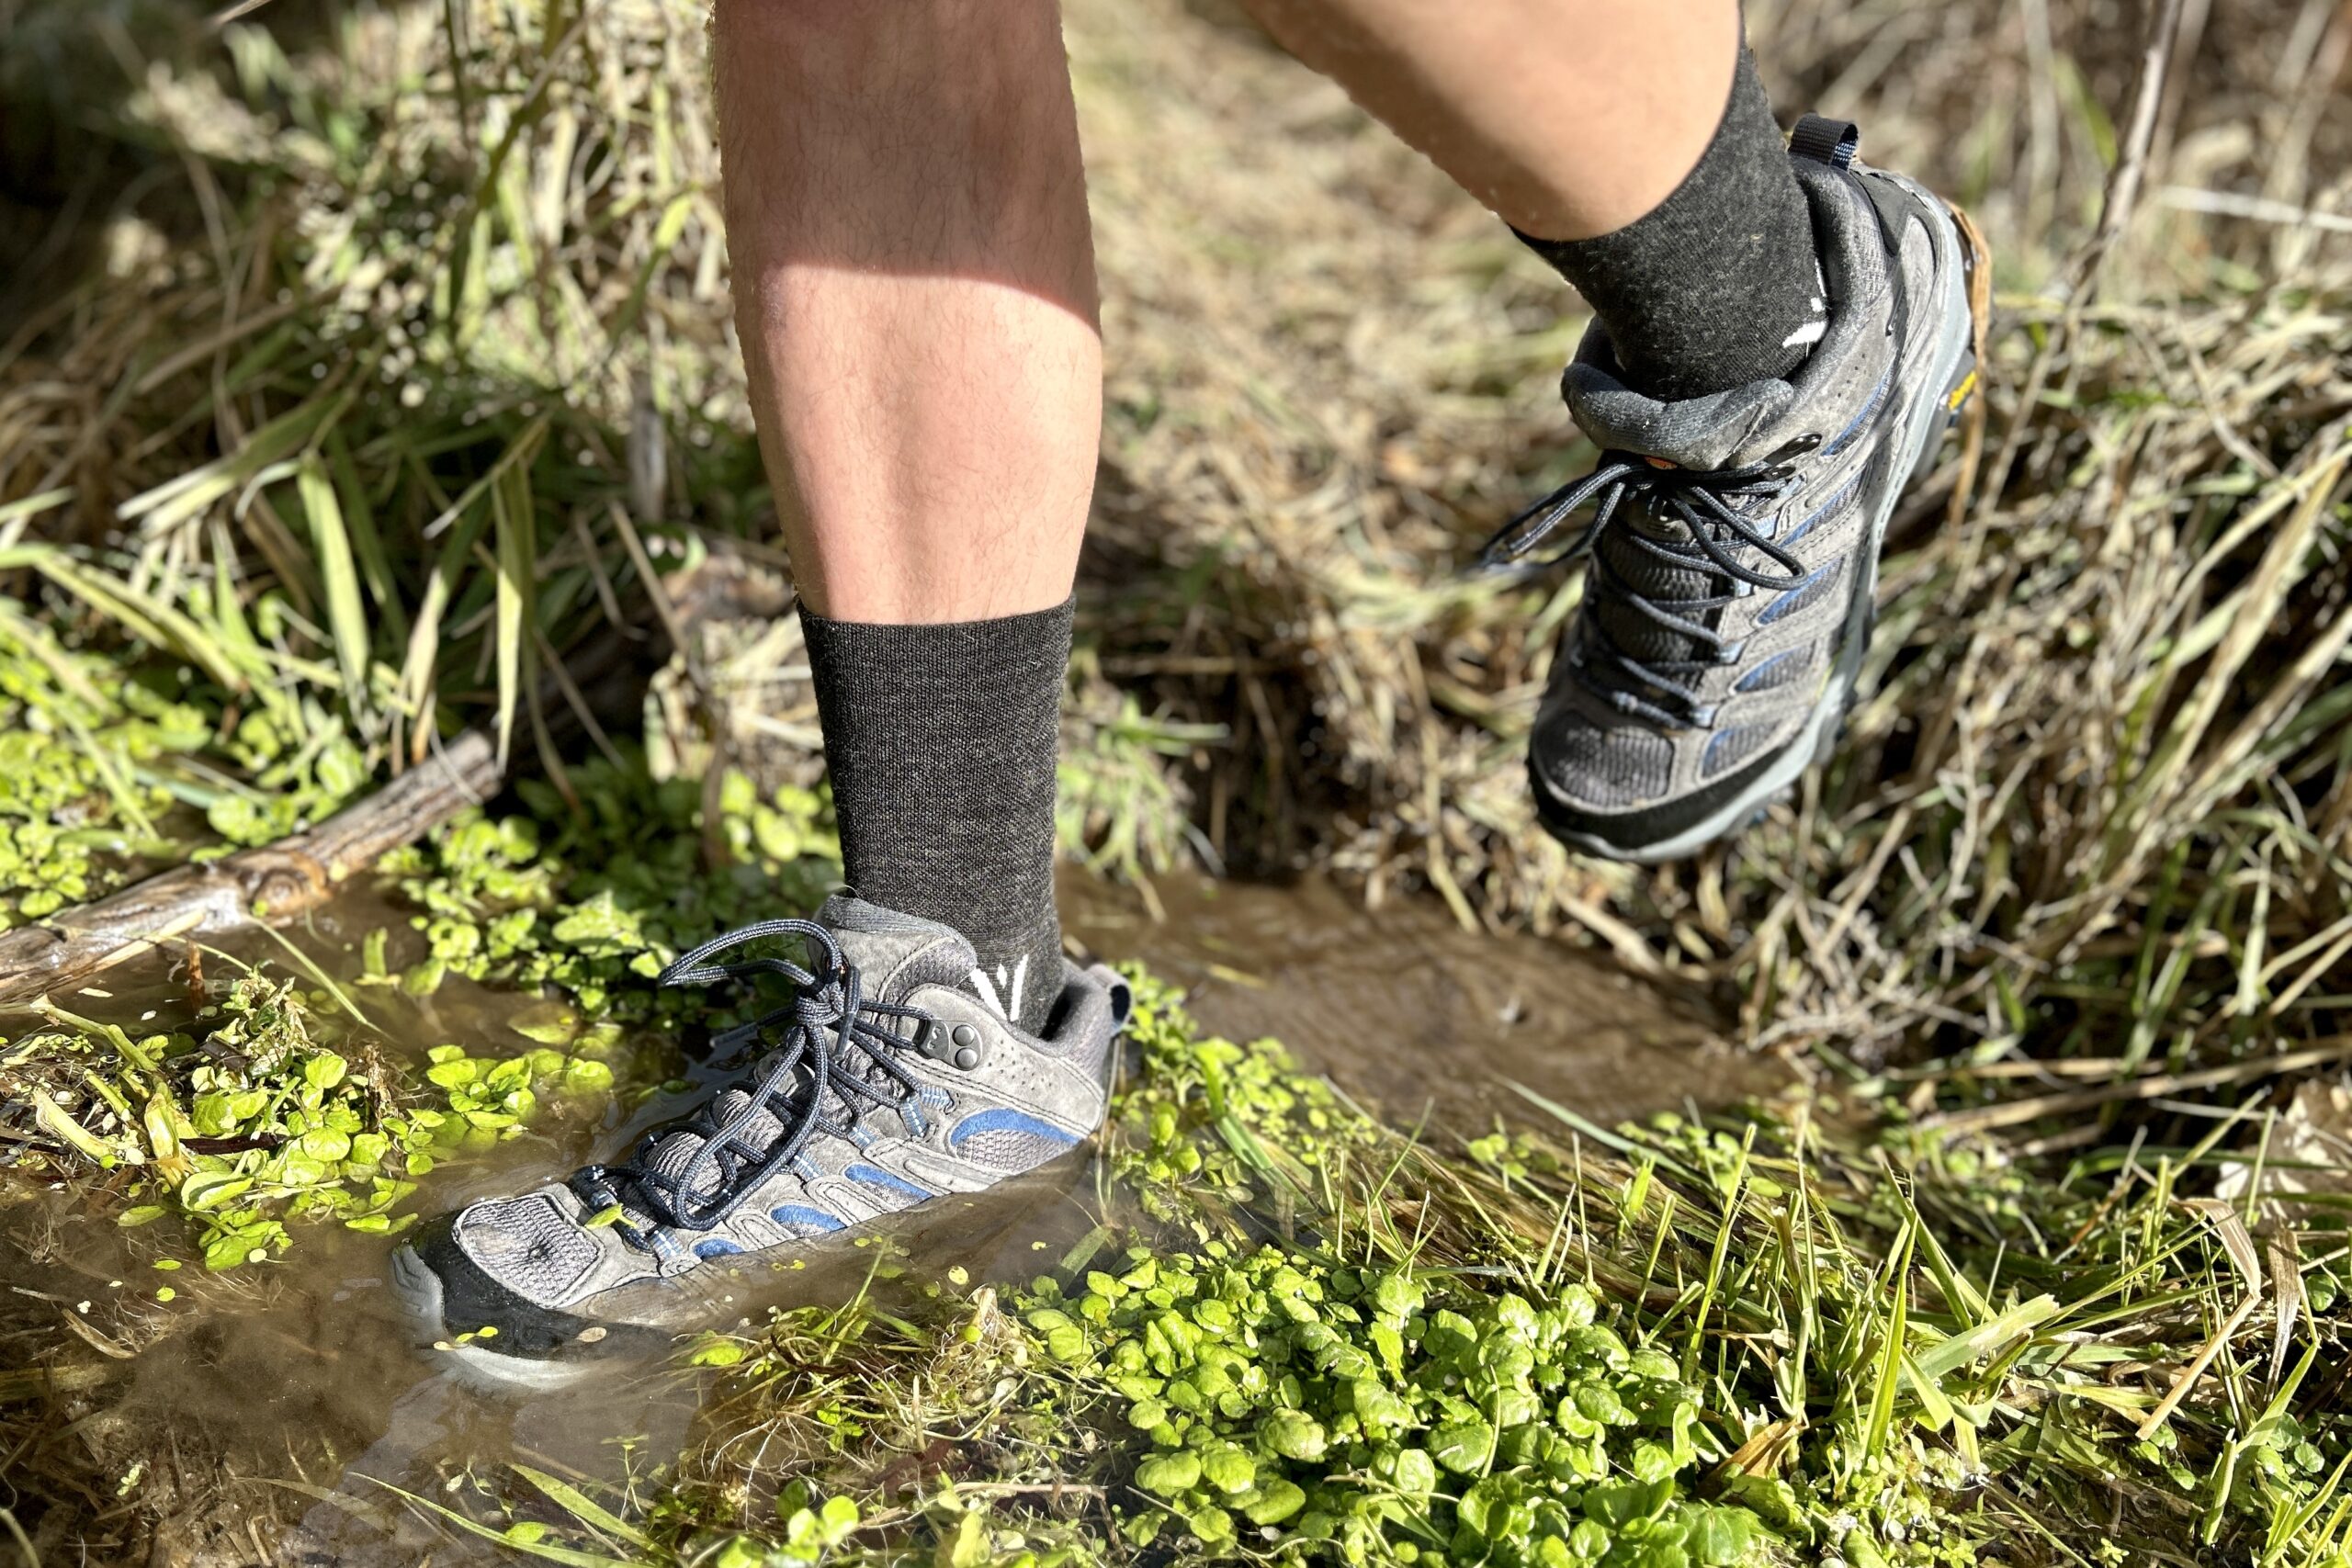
[[1824, 363, 1894, 455], [694, 1237, 743, 1259], [1758, 565, 1834, 626], [948, 1108, 1082, 1155], [845, 1164, 933, 1201], [1733, 649, 1801, 693], [768, 1203, 845, 1233], [1702, 727, 1762, 774], [1779, 474, 1860, 548]]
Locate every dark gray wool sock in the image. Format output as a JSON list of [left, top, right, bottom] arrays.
[[1519, 46, 1825, 404], [799, 599, 1069, 1036]]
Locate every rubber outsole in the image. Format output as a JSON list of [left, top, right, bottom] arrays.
[[387, 1241, 604, 1393]]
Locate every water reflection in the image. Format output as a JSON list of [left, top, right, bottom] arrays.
[[1, 872, 1770, 1561]]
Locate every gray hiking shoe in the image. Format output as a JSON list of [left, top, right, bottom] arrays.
[[390, 895, 1128, 1384], [1482, 116, 1984, 863]]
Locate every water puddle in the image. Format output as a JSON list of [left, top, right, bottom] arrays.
[[1, 871, 1772, 1562], [1063, 870, 1776, 1130]]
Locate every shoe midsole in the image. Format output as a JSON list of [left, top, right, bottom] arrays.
[[386, 1242, 603, 1391]]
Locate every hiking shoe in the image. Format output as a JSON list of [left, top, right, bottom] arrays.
[[389, 895, 1128, 1385], [1482, 115, 1984, 863]]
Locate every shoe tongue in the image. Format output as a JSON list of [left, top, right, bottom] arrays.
[[815, 894, 978, 1006], [1591, 527, 1719, 671], [1561, 333, 1799, 472], [639, 1088, 786, 1208], [1560, 344, 1787, 684]]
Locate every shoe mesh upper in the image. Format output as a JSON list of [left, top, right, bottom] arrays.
[[1521, 146, 1964, 833], [1702, 722, 1781, 779], [1535, 718, 1673, 809], [454, 1193, 601, 1308], [952, 1122, 1078, 1170]]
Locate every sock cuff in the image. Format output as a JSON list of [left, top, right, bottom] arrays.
[[797, 595, 1071, 1034], [797, 595, 1075, 662], [799, 597, 1077, 639], [1513, 46, 1820, 402]]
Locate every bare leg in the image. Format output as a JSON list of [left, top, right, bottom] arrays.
[[713, 0, 1094, 1031], [1238, 0, 1740, 242], [713, 0, 1099, 622]]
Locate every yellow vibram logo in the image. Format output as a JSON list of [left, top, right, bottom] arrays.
[[1947, 369, 1978, 411]]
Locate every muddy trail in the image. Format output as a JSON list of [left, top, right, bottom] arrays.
[[0, 872, 1753, 1565]]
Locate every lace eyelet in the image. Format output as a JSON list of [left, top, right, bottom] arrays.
[[911, 1018, 986, 1071]]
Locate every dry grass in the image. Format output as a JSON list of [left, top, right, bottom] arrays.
[[1064, 0, 2352, 1077], [0, 0, 2348, 1084]]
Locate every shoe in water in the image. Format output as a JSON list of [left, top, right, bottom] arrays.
[[389, 895, 1128, 1385], [1484, 115, 1985, 863]]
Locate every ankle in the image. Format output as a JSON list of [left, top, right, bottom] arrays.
[[1519, 47, 1823, 402]]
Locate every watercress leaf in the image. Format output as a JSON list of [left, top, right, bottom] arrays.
[[1243, 1479, 1306, 1527], [1136, 1451, 1200, 1497], [1687, 1506, 1755, 1566], [1430, 1415, 1495, 1475]]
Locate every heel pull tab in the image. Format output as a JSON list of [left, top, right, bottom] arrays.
[[1790, 114, 1860, 169]]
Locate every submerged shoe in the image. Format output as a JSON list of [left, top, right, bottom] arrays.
[[390, 894, 1128, 1385], [1484, 116, 1985, 863]]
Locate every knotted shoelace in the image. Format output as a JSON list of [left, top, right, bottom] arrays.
[[573, 919, 937, 1235], [1476, 439, 1819, 729]]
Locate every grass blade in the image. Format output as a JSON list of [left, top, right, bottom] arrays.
[[295, 454, 373, 724]]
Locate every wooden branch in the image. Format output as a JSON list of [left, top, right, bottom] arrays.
[[1917, 1034, 2352, 1135], [0, 731, 500, 1009], [0, 549, 790, 1012]]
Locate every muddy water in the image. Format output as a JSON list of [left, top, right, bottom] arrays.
[[0, 873, 1771, 1563], [1065, 870, 1776, 1130]]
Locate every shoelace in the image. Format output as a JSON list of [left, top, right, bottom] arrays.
[[1476, 439, 1819, 729], [572, 919, 936, 1235]]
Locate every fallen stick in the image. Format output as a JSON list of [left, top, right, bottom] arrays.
[[0, 552, 790, 1012], [1917, 1034, 2352, 1134], [0, 730, 500, 1010]]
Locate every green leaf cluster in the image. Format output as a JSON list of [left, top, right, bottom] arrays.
[[10, 976, 615, 1270], [1032, 1243, 1757, 1565], [0, 590, 374, 928], [0, 625, 208, 922], [379, 754, 840, 1016]]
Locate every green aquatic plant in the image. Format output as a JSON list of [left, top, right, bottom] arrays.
[[0, 605, 373, 927], [1111, 970, 1378, 1233], [1, 975, 620, 1270], [1035, 1244, 1757, 1565], [379, 755, 842, 1016]]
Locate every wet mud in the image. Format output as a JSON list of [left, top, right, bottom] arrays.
[[1064, 871, 1778, 1132], [0, 873, 1775, 1563]]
